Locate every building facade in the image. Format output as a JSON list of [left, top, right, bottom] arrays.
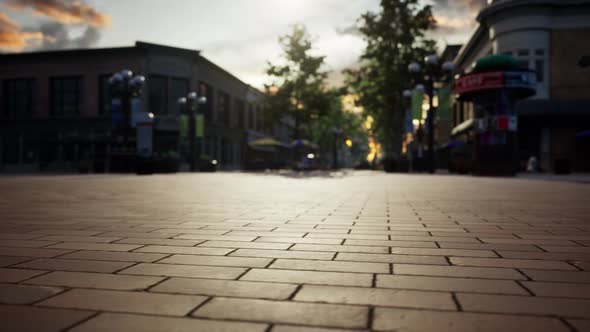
[[0, 42, 279, 172], [451, 0, 590, 172]]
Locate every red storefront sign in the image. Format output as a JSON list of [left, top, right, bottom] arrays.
[[455, 72, 505, 95]]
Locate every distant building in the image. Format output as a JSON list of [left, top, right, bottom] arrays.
[[437, 44, 463, 145], [452, 0, 590, 172], [0, 42, 286, 172]]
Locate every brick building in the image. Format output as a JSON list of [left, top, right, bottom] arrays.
[[0, 42, 286, 172], [451, 0, 590, 172]]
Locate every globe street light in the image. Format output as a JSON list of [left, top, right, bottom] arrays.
[[178, 91, 207, 172], [407, 55, 454, 174]]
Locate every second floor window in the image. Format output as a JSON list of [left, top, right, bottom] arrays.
[[170, 78, 189, 115], [98, 74, 112, 115], [249, 104, 255, 130], [51, 77, 82, 116], [235, 99, 245, 129], [148, 75, 168, 115], [199, 82, 214, 122], [3, 78, 34, 118], [218, 91, 230, 126]]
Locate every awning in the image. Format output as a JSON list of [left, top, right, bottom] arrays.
[[248, 137, 288, 148], [291, 139, 319, 149], [517, 99, 590, 116], [440, 141, 465, 149], [249, 145, 278, 153], [451, 119, 474, 137]]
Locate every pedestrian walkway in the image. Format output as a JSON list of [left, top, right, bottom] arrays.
[[0, 172, 589, 331]]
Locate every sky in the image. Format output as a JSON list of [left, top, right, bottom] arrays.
[[0, 0, 488, 88]]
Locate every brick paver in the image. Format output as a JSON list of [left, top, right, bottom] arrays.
[[0, 172, 589, 331]]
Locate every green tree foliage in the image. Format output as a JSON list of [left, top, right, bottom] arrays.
[[346, 0, 437, 161], [264, 24, 331, 139], [309, 89, 368, 165]]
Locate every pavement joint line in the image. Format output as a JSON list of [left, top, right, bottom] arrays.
[[366, 306, 375, 330], [559, 317, 581, 332], [144, 276, 171, 292], [287, 284, 303, 300], [112, 262, 141, 274], [235, 267, 252, 280], [264, 258, 277, 268], [60, 310, 101, 332], [186, 295, 214, 316]]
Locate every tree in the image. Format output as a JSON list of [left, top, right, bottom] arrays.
[[346, 0, 437, 165], [264, 24, 331, 139], [308, 89, 368, 167]]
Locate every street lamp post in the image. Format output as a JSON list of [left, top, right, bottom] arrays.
[[402, 89, 413, 172], [108, 69, 146, 172], [330, 127, 343, 170], [408, 56, 454, 174], [178, 92, 207, 172]]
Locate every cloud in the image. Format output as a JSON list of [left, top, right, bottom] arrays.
[[0, 0, 109, 52], [0, 12, 43, 51], [35, 22, 100, 50], [431, 0, 488, 13], [433, 14, 474, 33], [4, 0, 111, 27], [429, 0, 488, 34], [335, 25, 361, 37]]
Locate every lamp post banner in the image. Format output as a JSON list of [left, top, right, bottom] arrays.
[[111, 98, 122, 127], [196, 114, 205, 138], [131, 98, 141, 128], [437, 88, 452, 120], [405, 110, 414, 134], [180, 115, 189, 138], [412, 90, 424, 120]]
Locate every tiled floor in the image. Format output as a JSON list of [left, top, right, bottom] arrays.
[[0, 171, 589, 331]]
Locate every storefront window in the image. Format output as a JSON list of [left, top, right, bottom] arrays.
[[3, 79, 34, 118], [51, 77, 82, 116]]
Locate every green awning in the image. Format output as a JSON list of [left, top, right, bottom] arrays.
[[248, 138, 286, 148]]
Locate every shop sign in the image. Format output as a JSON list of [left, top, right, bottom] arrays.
[[455, 72, 504, 95], [504, 71, 537, 89], [474, 116, 518, 132]]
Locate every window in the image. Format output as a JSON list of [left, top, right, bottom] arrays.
[[518, 60, 529, 69], [249, 104, 255, 130], [3, 78, 34, 118], [98, 74, 112, 115], [517, 49, 530, 56], [257, 106, 264, 132], [234, 99, 245, 129], [535, 49, 545, 56], [218, 91, 230, 126], [148, 75, 168, 115], [170, 78, 189, 115], [2, 134, 19, 164], [51, 77, 82, 116], [199, 82, 214, 122], [535, 60, 544, 82], [502, 51, 512, 56]]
